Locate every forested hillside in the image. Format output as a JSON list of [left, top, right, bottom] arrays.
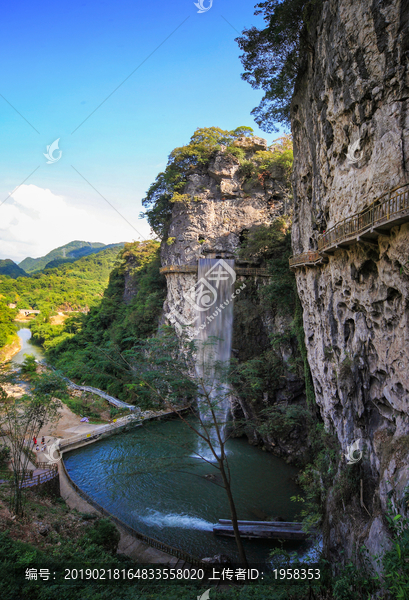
[[38, 241, 166, 399], [0, 259, 27, 279], [0, 246, 123, 313], [19, 241, 124, 273]]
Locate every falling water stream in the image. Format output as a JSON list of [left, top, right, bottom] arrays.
[[194, 258, 235, 458]]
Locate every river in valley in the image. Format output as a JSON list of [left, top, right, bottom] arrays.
[[12, 325, 45, 365], [65, 419, 306, 564]]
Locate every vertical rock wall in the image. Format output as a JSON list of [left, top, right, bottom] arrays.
[[161, 138, 306, 458], [161, 137, 286, 336], [291, 0, 409, 563]]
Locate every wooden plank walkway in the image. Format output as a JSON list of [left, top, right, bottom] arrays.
[[290, 181, 409, 268], [160, 265, 271, 277], [213, 519, 309, 540]]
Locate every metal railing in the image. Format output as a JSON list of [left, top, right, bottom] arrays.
[[21, 469, 58, 488], [289, 252, 321, 267], [36, 462, 59, 470], [160, 264, 271, 277], [60, 459, 203, 567], [59, 414, 141, 450], [160, 265, 197, 274], [289, 182, 409, 267], [318, 182, 409, 252], [58, 406, 185, 451], [235, 267, 270, 277], [0, 465, 58, 488]]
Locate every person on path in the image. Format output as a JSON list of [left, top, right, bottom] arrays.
[[41, 436, 45, 444], [33, 436, 37, 446]]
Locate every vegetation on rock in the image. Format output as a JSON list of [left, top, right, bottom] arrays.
[[142, 126, 292, 240], [236, 0, 323, 131]]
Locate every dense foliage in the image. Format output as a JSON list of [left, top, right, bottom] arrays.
[[0, 246, 122, 314], [44, 241, 166, 401], [142, 127, 294, 240], [236, 0, 322, 131], [19, 241, 124, 273], [0, 259, 27, 278], [229, 216, 317, 464], [0, 300, 16, 348], [142, 126, 254, 238]]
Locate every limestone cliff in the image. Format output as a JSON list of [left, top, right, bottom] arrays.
[[291, 0, 409, 564], [161, 136, 287, 335], [161, 136, 307, 461]]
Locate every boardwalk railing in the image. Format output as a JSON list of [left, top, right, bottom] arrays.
[[21, 468, 58, 487], [318, 182, 409, 252], [58, 406, 188, 452], [0, 464, 58, 488], [290, 182, 409, 267], [43, 362, 137, 411], [289, 252, 321, 268], [160, 265, 271, 277], [60, 459, 203, 567]]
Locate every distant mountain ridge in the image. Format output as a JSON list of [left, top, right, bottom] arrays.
[[0, 259, 27, 279], [19, 241, 125, 273]]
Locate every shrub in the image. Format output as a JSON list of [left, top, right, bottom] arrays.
[[87, 518, 121, 554], [20, 354, 37, 374]]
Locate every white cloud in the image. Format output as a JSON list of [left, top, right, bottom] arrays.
[[0, 184, 151, 263]]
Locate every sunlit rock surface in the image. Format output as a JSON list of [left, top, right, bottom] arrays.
[[291, 0, 409, 565]]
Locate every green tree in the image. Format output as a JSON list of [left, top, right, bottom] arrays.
[[0, 301, 16, 349], [87, 518, 121, 554], [142, 126, 254, 238], [0, 372, 61, 515], [236, 0, 322, 131]]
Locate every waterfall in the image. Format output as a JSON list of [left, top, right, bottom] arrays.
[[194, 258, 235, 459]]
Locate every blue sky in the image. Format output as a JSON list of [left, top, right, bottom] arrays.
[[0, 0, 285, 262]]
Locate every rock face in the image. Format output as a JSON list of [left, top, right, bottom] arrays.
[[162, 137, 287, 335], [161, 137, 286, 268], [291, 0, 409, 564], [161, 138, 306, 458]]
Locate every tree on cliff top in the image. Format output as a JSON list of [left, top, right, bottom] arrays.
[[236, 0, 322, 131], [142, 126, 293, 240], [141, 126, 254, 238]]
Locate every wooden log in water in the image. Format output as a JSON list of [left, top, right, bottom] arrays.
[[213, 520, 309, 540]]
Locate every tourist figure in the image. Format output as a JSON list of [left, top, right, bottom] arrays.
[[41, 436, 45, 444], [36, 445, 40, 452], [33, 436, 37, 446]]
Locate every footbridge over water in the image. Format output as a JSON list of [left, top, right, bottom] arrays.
[[289, 182, 409, 269]]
